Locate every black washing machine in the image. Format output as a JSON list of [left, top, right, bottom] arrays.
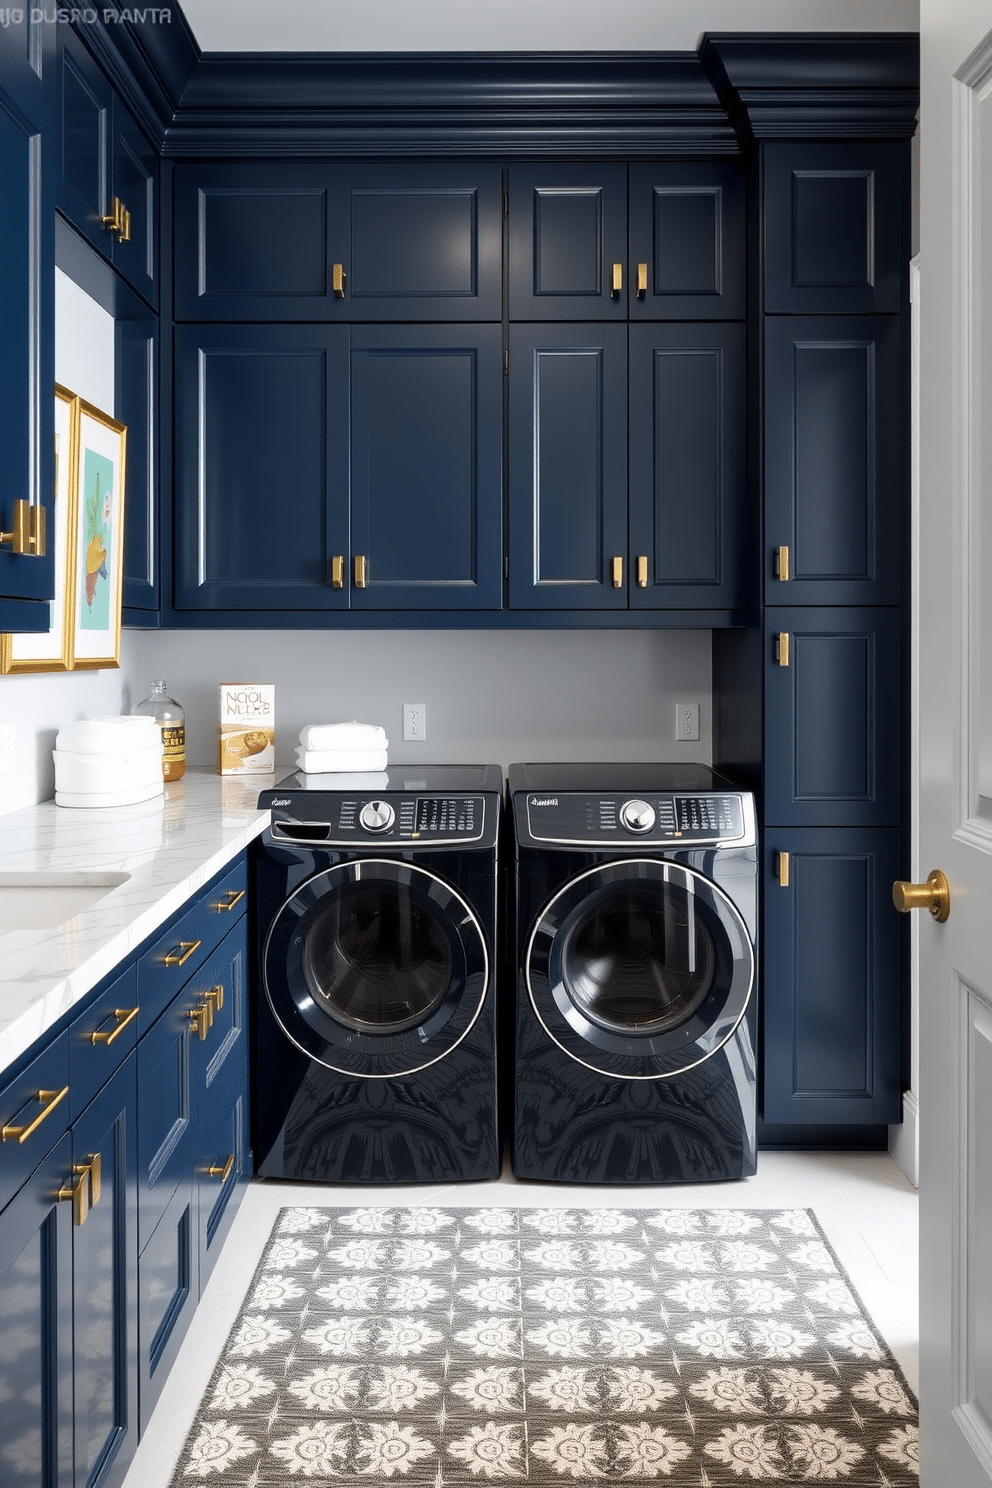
[[254, 764, 502, 1183], [510, 762, 757, 1184]]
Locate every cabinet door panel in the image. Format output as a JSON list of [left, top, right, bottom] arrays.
[[762, 829, 902, 1125], [763, 142, 904, 314], [72, 1059, 138, 1488], [174, 325, 350, 610], [764, 607, 901, 826], [346, 164, 502, 320], [629, 162, 745, 319], [0, 1133, 73, 1488], [174, 164, 347, 320], [509, 164, 627, 319], [117, 318, 158, 611], [350, 325, 502, 609], [57, 27, 112, 253], [0, 47, 55, 611], [136, 994, 195, 1252], [629, 323, 746, 609], [111, 102, 157, 307], [765, 316, 902, 605], [137, 1176, 195, 1433], [197, 1047, 248, 1292], [509, 324, 628, 608]]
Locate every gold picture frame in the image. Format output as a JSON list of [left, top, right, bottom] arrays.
[[70, 399, 127, 670], [0, 385, 80, 674]]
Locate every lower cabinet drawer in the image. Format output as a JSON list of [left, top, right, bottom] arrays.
[[69, 965, 140, 1119], [0, 1032, 70, 1212]]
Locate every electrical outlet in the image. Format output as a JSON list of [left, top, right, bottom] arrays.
[[0, 723, 14, 775], [674, 702, 700, 742], [403, 703, 427, 742]]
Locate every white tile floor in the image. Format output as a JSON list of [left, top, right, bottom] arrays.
[[121, 1150, 919, 1488]]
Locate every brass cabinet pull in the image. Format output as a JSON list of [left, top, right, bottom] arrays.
[[210, 889, 245, 914], [0, 498, 46, 556], [58, 1166, 90, 1227], [774, 632, 790, 667], [58, 1153, 100, 1227], [332, 262, 347, 298], [164, 939, 201, 968], [189, 997, 216, 1041], [893, 869, 950, 923], [354, 555, 368, 588], [205, 984, 225, 1013], [206, 1154, 235, 1182], [331, 555, 345, 589], [636, 555, 648, 588], [611, 555, 623, 588], [636, 262, 648, 297], [775, 545, 790, 581], [101, 197, 128, 240], [611, 263, 622, 296], [90, 1006, 139, 1046], [776, 850, 790, 888], [2, 1085, 69, 1144]]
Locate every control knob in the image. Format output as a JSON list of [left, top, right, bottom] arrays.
[[359, 799, 395, 833], [620, 798, 656, 834]]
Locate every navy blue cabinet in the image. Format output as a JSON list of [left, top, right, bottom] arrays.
[[509, 161, 745, 321], [175, 323, 502, 613], [509, 321, 746, 611], [764, 316, 903, 606], [762, 142, 906, 315], [0, 28, 56, 631], [763, 608, 901, 827], [508, 324, 628, 609], [117, 317, 158, 613], [762, 829, 902, 1126], [57, 26, 158, 308], [174, 163, 502, 322]]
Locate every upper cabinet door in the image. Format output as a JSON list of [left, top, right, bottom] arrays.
[[509, 164, 628, 320], [628, 162, 745, 320], [628, 323, 746, 610], [508, 323, 628, 608], [173, 164, 347, 321], [109, 100, 158, 307], [344, 164, 502, 321], [349, 325, 503, 609], [173, 324, 350, 612], [174, 163, 502, 321], [762, 142, 905, 315], [0, 31, 55, 617], [764, 316, 903, 606]]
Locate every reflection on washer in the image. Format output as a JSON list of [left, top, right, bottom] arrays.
[[510, 763, 758, 1184], [254, 766, 502, 1183]]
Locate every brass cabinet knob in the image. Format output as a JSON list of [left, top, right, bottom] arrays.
[[892, 869, 950, 922]]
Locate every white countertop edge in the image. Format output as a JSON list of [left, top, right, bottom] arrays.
[[0, 772, 271, 1079]]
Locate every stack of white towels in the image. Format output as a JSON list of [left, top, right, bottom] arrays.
[[295, 721, 388, 774]]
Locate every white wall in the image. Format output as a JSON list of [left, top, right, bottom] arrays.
[[0, 275, 144, 816], [141, 627, 711, 775]]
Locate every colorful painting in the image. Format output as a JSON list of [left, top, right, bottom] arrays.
[[79, 447, 114, 631], [71, 401, 127, 670], [0, 386, 79, 674]]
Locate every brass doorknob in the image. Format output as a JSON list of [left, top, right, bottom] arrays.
[[892, 869, 950, 923]]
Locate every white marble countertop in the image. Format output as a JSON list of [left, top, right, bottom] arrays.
[[0, 770, 271, 1078]]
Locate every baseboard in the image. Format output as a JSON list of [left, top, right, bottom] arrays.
[[888, 1089, 919, 1188]]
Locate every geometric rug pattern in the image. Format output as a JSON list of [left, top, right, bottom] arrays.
[[170, 1206, 918, 1484]]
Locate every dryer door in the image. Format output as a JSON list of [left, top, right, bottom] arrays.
[[263, 859, 489, 1076], [526, 859, 754, 1078]]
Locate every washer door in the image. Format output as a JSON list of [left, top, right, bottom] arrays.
[[526, 859, 754, 1079], [263, 859, 489, 1076]]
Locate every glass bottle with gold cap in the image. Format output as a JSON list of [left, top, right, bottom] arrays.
[[133, 680, 186, 782]]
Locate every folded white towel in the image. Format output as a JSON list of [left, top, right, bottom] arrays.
[[299, 721, 387, 752], [295, 746, 389, 774]]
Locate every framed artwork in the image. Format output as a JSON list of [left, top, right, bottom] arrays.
[[71, 400, 127, 670], [0, 385, 80, 674]]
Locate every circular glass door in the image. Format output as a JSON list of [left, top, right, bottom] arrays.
[[526, 859, 754, 1079], [263, 859, 489, 1076]]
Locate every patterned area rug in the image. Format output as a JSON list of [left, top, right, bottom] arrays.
[[171, 1206, 918, 1485]]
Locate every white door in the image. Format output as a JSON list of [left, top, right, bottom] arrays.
[[918, 1, 992, 1481]]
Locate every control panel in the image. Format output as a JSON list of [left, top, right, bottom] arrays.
[[269, 794, 486, 847], [524, 791, 752, 847]]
